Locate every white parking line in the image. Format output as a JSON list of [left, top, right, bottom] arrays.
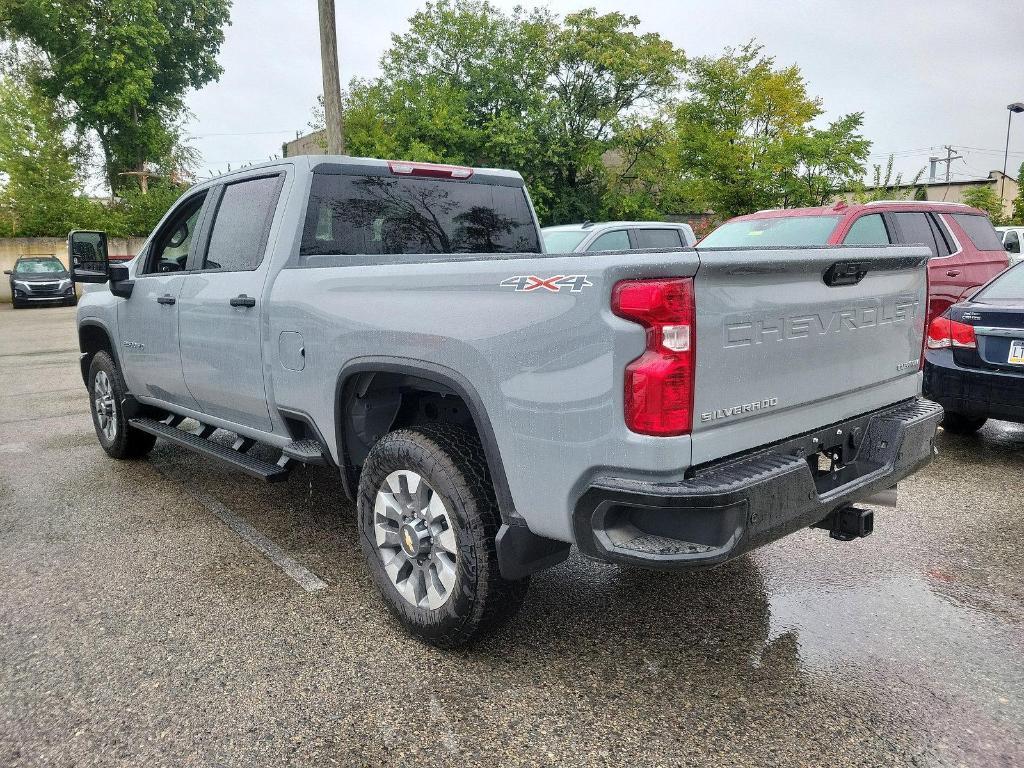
[[154, 463, 328, 593]]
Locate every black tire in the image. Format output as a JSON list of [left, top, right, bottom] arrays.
[[11, 299, 23, 309], [941, 411, 987, 434], [87, 351, 157, 459], [65, 295, 78, 307], [357, 424, 528, 648]]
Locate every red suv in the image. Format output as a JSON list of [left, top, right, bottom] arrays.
[[700, 201, 1009, 325]]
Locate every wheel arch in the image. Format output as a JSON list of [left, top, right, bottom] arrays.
[[78, 320, 121, 387], [334, 357, 517, 525]]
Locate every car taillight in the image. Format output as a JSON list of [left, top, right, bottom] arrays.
[[611, 278, 695, 436], [387, 160, 473, 179], [926, 315, 977, 350]]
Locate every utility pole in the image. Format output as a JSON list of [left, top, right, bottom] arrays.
[[937, 145, 963, 184], [318, 0, 345, 154]]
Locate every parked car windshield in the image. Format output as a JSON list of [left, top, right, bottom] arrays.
[[973, 263, 1024, 302], [700, 216, 841, 248], [542, 229, 589, 253], [300, 174, 541, 258], [14, 258, 65, 274]]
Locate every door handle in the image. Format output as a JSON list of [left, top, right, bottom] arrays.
[[230, 294, 256, 308], [156, 294, 176, 305], [946, 269, 961, 277]]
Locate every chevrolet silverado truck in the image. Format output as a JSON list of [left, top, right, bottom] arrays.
[[70, 155, 943, 647]]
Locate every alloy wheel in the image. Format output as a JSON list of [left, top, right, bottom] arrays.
[[373, 469, 458, 610]]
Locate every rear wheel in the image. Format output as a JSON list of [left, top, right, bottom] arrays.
[[941, 411, 987, 434], [88, 351, 156, 459], [357, 424, 528, 648]]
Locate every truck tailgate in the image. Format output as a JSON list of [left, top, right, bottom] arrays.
[[690, 245, 930, 465]]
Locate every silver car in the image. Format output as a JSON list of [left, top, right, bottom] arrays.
[[542, 221, 696, 253], [996, 226, 1024, 267]]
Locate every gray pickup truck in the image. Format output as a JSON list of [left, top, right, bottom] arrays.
[[70, 155, 942, 647]]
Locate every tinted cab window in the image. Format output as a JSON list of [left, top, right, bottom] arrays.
[[634, 228, 683, 249], [301, 174, 540, 259], [897, 211, 950, 260], [952, 214, 1005, 251]]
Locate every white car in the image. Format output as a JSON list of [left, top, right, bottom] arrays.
[[996, 226, 1024, 267], [542, 221, 696, 253]]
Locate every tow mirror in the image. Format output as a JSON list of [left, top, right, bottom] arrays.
[[68, 230, 110, 283], [3, 270, 11, 276]]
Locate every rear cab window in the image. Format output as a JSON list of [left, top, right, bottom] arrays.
[[951, 213, 1005, 251], [634, 228, 684, 249], [300, 173, 540, 261], [699, 216, 840, 248]]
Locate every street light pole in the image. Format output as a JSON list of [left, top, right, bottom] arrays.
[[318, 0, 345, 154], [1000, 102, 1024, 212]]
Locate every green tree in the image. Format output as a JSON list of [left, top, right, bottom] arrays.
[[1011, 161, 1024, 224], [543, 9, 684, 222], [851, 155, 925, 203], [671, 42, 868, 217], [324, 1, 683, 223], [2, 0, 231, 194], [962, 184, 1006, 224], [0, 73, 96, 236]]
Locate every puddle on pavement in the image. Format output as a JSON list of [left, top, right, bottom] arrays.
[[766, 570, 1024, 729]]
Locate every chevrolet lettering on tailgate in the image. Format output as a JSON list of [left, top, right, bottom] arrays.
[[724, 296, 920, 348]]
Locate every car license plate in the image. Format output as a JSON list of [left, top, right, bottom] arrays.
[[1009, 340, 1024, 365]]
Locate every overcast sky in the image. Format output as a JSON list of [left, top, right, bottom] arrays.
[[184, 0, 1024, 185]]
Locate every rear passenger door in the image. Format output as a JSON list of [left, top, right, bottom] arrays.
[[177, 171, 287, 432]]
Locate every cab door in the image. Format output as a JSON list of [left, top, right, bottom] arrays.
[[117, 192, 210, 409], [177, 172, 286, 432]]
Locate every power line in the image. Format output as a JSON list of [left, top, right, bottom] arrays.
[[185, 129, 298, 139]]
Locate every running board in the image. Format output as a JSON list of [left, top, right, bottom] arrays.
[[129, 417, 290, 482]]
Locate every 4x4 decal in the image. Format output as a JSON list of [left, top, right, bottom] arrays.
[[499, 275, 593, 293]]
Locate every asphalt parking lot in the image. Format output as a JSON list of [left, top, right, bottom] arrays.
[[1, 304, 1023, 767]]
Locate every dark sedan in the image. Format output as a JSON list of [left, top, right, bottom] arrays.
[[4, 256, 77, 309], [924, 262, 1024, 433]]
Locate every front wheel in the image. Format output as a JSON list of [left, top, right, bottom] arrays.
[[941, 411, 987, 434], [88, 351, 157, 459], [357, 425, 528, 648]]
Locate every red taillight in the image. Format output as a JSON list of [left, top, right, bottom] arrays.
[[611, 278, 695, 436], [387, 160, 473, 179], [926, 315, 977, 350]]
